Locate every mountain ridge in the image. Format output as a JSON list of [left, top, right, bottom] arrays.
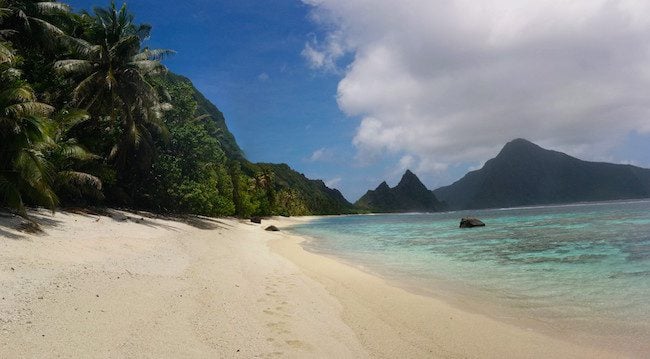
[[434, 138, 650, 209], [355, 170, 446, 213]]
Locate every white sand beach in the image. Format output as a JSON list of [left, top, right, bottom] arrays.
[[0, 210, 621, 358]]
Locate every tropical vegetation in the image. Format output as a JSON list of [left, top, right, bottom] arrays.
[[0, 0, 354, 219]]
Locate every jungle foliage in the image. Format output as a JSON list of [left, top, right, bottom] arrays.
[[0, 0, 354, 218]]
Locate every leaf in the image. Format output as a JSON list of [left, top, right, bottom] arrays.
[[35, 2, 71, 14], [57, 171, 102, 191], [54, 59, 93, 75]]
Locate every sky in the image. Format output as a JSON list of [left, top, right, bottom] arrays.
[[67, 0, 650, 202]]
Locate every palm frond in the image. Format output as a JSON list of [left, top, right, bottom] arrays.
[[0, 83, 35, 103], [135, 23, 151, 41], [14, 149, 57, 210], [132, 48, 175, 61], [0, 6, 10, 20], [5, 101, 54, 118], [71, 71, 101, 103], [109, 34, 139, 59], [57, 170, 102, 191], [35, 2, 71, 14], [59, 36, 100, 58], [54, 59, 93, 75], [28, 16, 65, 37], [0, 42, 14, 64], [54, 109, 90, 135], [129, 60, 164, 74], [59, 143, 97, 161]]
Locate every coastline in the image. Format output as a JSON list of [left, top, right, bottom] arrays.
[[284, 214, 650, 357], [0, 210, 621, 357], [272, 219, 621, 359]]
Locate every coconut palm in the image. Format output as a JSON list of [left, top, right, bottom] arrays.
[[1, 0, 70, 45], [46, 109, 102, 201], [0, 57, 56, 216], [54, 1, 173, 171], [0, 1, 15, 64]]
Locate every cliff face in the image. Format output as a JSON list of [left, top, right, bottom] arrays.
[[434, 139, 650, 209], [356, 170, 446, 213]]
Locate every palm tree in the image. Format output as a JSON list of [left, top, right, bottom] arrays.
[[0, 55, 57, 216], [1, 0, 70, 45], [251, 169, 276, 213], [0, 1, 16, 64], [46, 109, 102, 201], [54, 1, 173, 171]]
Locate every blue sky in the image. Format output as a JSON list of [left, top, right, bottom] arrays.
[[66, 0, 650, 201], [66, 0, 385, 201]]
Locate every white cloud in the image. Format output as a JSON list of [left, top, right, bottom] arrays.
[[325, 176, 343, 188], [303, 0, 650, 168], [301, 32, 348, 72], [258, 72, 270, 82], [307, 147, 334, 162]]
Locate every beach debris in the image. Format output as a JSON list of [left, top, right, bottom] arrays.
[[265, 225, 280, 232], [250, 216, 262, 224], [459, 217, 485, 228]]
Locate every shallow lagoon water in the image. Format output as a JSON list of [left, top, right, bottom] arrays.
[[290, 200, 650, 351]]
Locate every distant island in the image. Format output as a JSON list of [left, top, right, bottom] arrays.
[[355, 170, 446, 213], [357, 139, 650, 213], [434, 138, 650, 210]]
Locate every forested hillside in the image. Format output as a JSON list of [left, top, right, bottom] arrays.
[[434, 139, 650, 209], [0, 0, 352, 218]]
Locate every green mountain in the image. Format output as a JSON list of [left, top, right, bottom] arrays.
[[169, 75, 354, 215], [356, 170, 446, 212], [251, 163, 355, 215], [163, 73, 244, 160], [180, 75, 355, 215], [434, 139, 650, 209], [0, 0, 354, 218]]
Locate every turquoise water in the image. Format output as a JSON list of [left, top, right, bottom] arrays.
[[290, 200, 650, 350]]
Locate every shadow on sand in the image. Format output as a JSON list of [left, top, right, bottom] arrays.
[[0, 207, 231, 239]]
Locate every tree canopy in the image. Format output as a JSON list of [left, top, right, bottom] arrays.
[[0, 0, 354, 219]]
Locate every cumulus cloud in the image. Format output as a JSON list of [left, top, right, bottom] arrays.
[[258, 72, 270, 82], [302, 0, 650, 172], [301, 32, 348, 72]]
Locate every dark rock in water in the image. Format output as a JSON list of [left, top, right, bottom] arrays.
[[265, 225, 280, 232], [250, 216, 262, 224], [460, 217, 485, 228]]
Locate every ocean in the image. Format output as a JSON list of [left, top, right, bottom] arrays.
[[289, 200, 650, 353]]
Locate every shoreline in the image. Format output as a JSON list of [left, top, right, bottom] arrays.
[[285, 225, 647, 357], [271, 219, 623, 358], [0, 210, 624, 357]]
